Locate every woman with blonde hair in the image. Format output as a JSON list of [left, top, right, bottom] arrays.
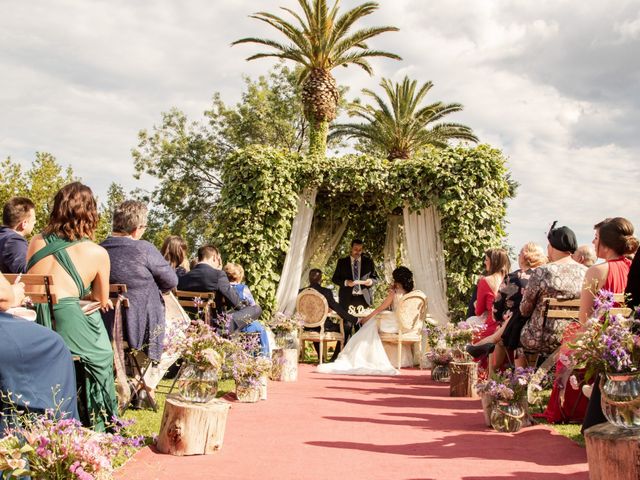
[[468, 243, 547, 367], [26, 182, 117, 431]]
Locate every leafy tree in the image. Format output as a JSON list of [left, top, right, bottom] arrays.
[[0, 153, 74, 234], [331, 76, 479, 160], [95, 182, 126, 243], [233, 0, 401, 157], [133, 64, 339, 248]]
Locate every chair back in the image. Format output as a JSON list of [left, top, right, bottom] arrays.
[[395, 290, 427, 333], [175, 289, 216, 324], [543, 293, 631, 321], [4, 273, 57, 305], [296, 288, 328, 328]]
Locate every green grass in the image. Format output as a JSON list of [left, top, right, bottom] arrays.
[[529, 389, 585, 446]]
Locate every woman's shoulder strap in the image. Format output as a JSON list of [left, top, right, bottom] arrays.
[[26, 234, 79, 270]]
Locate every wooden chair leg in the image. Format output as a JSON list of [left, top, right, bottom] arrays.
[[397, 342, 402, 369], [319, 339, 323, 364]]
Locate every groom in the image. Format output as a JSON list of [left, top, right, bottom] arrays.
[[332, 239, 378, 343]]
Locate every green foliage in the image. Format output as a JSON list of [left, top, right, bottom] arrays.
[[95, 182, 126, 243], [0, 153, 75, 234], [215, 144, 513, 320]]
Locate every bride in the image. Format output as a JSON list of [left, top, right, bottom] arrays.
[[316, 266, 415, 376]]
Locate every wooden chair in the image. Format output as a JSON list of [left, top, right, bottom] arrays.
[[377, 290, 427, 369], [175, 289, 216, 325], [527, 293, 631, 403], [3, 273, 57, 328], [297, 288, 344, 364]]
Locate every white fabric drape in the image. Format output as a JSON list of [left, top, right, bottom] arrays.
[[383, 215, 402, 283], [275, 188, 317, 314], [300, 218, 348, 284], [403, 206, 449, 324]]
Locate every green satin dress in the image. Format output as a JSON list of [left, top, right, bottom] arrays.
[[27, 234, 118, 432]]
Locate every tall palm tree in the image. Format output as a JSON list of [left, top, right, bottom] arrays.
[[232, 0, 401, 157], [330, 76, 479, 160]]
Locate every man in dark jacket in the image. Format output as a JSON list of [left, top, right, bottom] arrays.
[[178, 245, 268, 355], [0, 197, 36, 273]]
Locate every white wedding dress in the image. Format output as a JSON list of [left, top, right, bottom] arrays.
[[316, 294, 402, 376]]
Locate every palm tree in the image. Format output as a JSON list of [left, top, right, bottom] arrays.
[[232, 0, 401, 157], [330, 76, 479, 160]]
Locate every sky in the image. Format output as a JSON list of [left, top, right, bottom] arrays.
[[1, 0, 639, 253]]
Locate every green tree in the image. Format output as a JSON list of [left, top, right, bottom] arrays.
[[133, 64, 335, 247], [330, 76, 479, 160], [233, 0, 400, 157], [0, 153, 74, 234], [95, 182, 126, 243]]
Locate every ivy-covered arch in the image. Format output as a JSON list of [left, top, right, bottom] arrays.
[[215, 144, 514, 320]]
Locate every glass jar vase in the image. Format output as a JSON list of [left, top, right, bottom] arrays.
[[600, 372, 640, 430], [490, 402, 525, 433], [431, 363, 451, 383], [236, 381, 261, 403], [275, 330, 299, 350], [176, 362, 218, 403]]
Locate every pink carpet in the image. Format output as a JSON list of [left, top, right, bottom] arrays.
[[115, 364, 588, 480]]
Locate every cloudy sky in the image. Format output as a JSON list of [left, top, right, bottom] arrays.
[[1, 0, 639, 252]]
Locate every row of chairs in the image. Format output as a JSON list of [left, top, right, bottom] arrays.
[[295, 288, 428, 368]]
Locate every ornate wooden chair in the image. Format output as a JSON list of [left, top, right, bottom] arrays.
[[377, 290, 427, 369], [297, 288, 344, 364]]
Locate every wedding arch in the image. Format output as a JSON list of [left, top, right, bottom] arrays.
[[214, 144, 514, 323]]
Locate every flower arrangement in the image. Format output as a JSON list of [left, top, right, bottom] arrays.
[[569, 290, 640, 379], [0, 411, 142, 480], [167, 320, 230, 369], [268, 312, 304, 335], [444, 320, 486, 349], [476, 367, 536, 403], [422, 318, 443, 349], [425, 347, 454, 366]]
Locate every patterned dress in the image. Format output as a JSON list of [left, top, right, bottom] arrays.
[[518, 262, 587, 355], [496, 268, 534, 349]]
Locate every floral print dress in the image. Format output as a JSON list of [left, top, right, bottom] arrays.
[[518, 262, 587, 355]]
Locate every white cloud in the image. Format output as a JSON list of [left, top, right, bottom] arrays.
[[0, 0, 638, 254]]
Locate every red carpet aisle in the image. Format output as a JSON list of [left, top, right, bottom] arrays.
[[115, 364, 588, 480]]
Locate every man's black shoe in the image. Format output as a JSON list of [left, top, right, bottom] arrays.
[[465, 343, 495, 360]]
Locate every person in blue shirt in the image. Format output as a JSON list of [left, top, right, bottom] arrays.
[[0, 197, 36, 273]]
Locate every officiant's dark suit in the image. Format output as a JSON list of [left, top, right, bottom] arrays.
[[331, 240, 378, 341]]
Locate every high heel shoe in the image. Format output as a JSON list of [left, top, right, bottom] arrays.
[[465, 343, 495, 360]]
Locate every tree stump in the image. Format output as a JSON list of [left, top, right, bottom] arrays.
[[585, 422, 640, 480], [449, 362, 479, 398], [271, 348, 298, 382], [157, 396, 230, 456]]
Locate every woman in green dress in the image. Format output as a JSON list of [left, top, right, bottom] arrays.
[[26, 182, 117, 431]]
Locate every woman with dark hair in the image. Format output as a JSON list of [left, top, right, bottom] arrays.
[[317, 266, 417, 375], [161, 235, 190, 277], [26, 182, 117, 431], [579, 217, 638, 430]]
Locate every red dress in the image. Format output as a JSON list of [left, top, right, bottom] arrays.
[[475, 276, 498, 339], [539, 257, 631, 423]]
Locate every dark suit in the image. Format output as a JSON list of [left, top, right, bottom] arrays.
[[178, 263, 262, 332], [332, 255, 378, 310], [0, 226, 28, 273], [299, 284, 358, 361]]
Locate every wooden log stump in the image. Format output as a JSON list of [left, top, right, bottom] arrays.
[[271, 348, 298, 382], [585, 422, 640, 480], [157, 396, 230, 456], [449, 362, 479, 398]]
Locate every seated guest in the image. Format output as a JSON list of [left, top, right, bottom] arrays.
[[0, 275, 79, 432], [26, 182, 117, 431], [0, 197, 36, 273], [161, 235, 190, 277], [101, 201, 179, 398], [300, 268, 358, 361], [179, 246, 267, 355], [223, 262, 269, 356], [579, 218, 638, 431], [572, 244, 597, 267], [517, 222, 586, 367], [468, 243, 547, 370]]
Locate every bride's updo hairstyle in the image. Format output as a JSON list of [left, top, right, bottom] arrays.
[[392, 266, 414, 292], [595, 217, 639, 257]]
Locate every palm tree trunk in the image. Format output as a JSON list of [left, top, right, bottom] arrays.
[[308, 120, 329, 158]]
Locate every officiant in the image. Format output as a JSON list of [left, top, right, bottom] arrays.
[[332, 239, 378, 341]]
